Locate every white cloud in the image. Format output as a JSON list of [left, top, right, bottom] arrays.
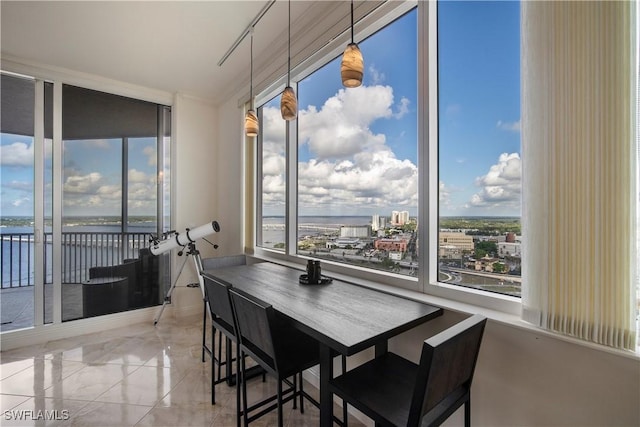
[[496, 119, 521, 132], [298, 85, 395, 160], [1, 141, 33, 166], [128, 168, 150, 183], [4, 180, 32, 191], [468, 152, 521, 209], [12, 197, 30, 207], [394, 97, 410, 119], [63, 172, 102, 194], [439, 181, 451, 207], [260, 84, 418, 214], [368, 65, 385, 85], [143, 146, 157, 166]]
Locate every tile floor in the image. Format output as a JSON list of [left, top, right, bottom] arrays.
[[0, 314, 365, 426]]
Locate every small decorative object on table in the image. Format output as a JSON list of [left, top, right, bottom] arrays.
[[299, 259, 333, 285]]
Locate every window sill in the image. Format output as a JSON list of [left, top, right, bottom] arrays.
[[249, 252, 640, 360]]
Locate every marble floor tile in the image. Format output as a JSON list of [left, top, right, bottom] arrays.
[[0, 317, 368, 427], [0, 393, 31, 412], [43, 363, 140, 401], [0, 359, 85, 396], [63, 401, 151, 426], [0, 357, 35, 381], [94, 365, 185, 406], [2, 397, 90, 427]]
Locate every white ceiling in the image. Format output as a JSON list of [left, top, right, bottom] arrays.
[[0, 1, 330, 105]]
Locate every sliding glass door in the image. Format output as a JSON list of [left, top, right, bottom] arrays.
[[1, 72, 172, 330]]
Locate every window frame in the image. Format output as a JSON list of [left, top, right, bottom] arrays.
[[252, 0, 522, 315]]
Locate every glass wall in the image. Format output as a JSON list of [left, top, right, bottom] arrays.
[[1, 75, 172, 329]]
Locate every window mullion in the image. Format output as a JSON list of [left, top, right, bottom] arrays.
[[286, 105, 298, 256]]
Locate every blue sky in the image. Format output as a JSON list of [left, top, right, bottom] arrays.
[[0, 131, 157, 217], [260, 1, 520, 218], [1, 1, 520, 220]]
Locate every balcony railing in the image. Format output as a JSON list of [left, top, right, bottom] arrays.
[[1, 232, 150, 288]]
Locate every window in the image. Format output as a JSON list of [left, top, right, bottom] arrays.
[[258, 7, 419, 278], [437, 1, 521, 297], [254, 1, 520, 298], [257, 95, 287, 251]]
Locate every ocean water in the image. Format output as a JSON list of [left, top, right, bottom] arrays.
[[1, 216, 158, 288]]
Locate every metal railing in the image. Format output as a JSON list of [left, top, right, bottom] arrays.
[[1, 232, 150, 288]]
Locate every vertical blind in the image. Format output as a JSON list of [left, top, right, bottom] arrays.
[[521, 1, 637, 350]]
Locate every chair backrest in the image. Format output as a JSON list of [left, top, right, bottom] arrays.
[[203, 277, 236, 335], [408, 314, 487, 426], [228, 288, 278, 372]]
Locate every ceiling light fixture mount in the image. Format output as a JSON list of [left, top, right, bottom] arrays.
[[280, 0, 297, 121], [341, 0, 363, 88]]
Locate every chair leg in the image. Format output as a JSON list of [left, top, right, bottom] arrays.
[[201, 300, 207, 362], [342, 355, 348, 426], [211, 326, 216, 404], [241, 348, 249, 427], [292, 374, 297, 410], [277, 378, 284, 427], [299, 371, 304, 414], [217, 331, 223, 381], [465, 398, 471, 427]]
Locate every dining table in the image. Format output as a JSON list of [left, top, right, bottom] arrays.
[[201, 261, 443, 427]]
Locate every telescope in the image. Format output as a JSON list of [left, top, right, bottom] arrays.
[[152, 220, 221, 325], [150, 221, 220, 256]]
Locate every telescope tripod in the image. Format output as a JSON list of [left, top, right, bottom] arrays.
[[153, 241, 206, 326]]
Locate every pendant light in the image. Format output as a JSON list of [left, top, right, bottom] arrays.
[[245, 27, 259, 137], [280, 0, 297, 121], [341, 0, 363, 88]]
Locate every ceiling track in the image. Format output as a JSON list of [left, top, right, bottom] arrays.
[[217, 0, 277, 67]]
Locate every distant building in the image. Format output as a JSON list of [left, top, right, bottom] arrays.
[[389, 251, 403, 261], [439, 232, 474, 257], [371, 214, 387, 232], [498, 241, 521, 257], [327, 237, 362, 249], [475, 255, 501, 272], [340, 225, 370, 238], [391, 210, 410, 226], [375, 237, 408, 252], [371, 214, 380, 232]]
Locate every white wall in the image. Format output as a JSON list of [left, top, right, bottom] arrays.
[[169, 94, 220, 318], [390, 311, 640, 426], [213, 96, 246, 257]]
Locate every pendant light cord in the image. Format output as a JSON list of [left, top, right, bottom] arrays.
[[351, 0, 354, 44], [250, 27, 254, 109], [287, 0, 291, 87]]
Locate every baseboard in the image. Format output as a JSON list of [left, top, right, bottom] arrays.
[[0, 306, 159, 351]]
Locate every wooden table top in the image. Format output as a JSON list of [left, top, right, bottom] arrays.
[[202, 262, 442, 356]]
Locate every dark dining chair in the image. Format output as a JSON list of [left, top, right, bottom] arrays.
[[328, 314, 487, 427], [202, 277, 242, 406], [229, 287, 336, 427]]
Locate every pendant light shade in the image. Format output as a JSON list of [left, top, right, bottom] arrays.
[[281, 0, 297, 121], [245, 27, 259, 137], [245, 109, 259, 137], [341, 43, 363, 87], [341, 0, 363, 88], [280, 87, 297, 121]]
